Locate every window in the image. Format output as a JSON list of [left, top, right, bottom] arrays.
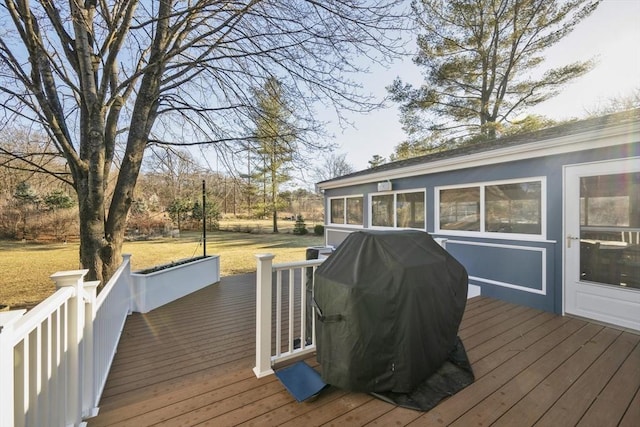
[[437, 178, 544, 237], [371, 190, 426, 229], [440, 187, 480, 231], [371, 194, 394, 227], [582, 196, 629, 226], [329, 196, 363, 226], [578, 172, 639, 287], [580, 173, 638, 227], [330, 199, 344, 224], [346, 197, 363, 225], [397, 192, 425, 228], [485, 181, 541, 234]]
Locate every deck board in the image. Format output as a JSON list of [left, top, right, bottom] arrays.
[[578, 338, 640, 427], [535, 331, 639, 427], [620, 389, 640, 427], [456, 323, 613, 427], [88, 274, 640, 426]]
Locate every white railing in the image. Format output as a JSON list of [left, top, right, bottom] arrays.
[[91, 254, 132, 411], [0, 255, 132, 427], [253, 254, 325, 378]]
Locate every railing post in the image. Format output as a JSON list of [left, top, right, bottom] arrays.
[[0, 310, 26, 427], [50, 269, 89, 427], [120, 254, 133, 314], [82, 280, 100, 418], [253, 254, 275, 378]]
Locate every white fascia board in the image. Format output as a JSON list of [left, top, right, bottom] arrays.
[[318, 123, 638, 191]]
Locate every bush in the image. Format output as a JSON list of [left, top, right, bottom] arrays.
[[293, 214, 308, 235], [313, 224, 324, 236]]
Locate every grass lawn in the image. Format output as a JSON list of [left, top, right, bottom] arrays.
[[0, 229, 324, 308]]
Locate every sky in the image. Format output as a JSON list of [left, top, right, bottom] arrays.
[[324, 0, 640, 171]]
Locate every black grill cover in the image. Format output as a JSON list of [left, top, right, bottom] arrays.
[[314, 230, 468, 393]]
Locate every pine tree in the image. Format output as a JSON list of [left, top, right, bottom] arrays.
[[293, 214, 308, 235], [252, 78, 296, 233], [389, 0, 600, 146]]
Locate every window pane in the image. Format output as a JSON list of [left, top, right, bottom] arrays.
[[330, 198, 344, 224], [485, 181, 541, 234], [372, 194, 394, 227], [579, 172, 640, 288], [584, 196, 629, 226], [397, 192, 425, 229], [580, 173, 638, 227], [440, 187, 480, 231], [346, 197, 363, 225]]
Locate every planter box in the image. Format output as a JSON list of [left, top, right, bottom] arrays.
[[130, 255, 220, 313]]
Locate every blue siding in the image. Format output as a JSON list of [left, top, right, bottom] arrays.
[[442, 238, 556, 312], [324, 142, 640, 314], [446, 242, 543, 291]]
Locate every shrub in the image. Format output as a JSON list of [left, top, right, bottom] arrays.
[[293, 214, 308, 235], [313, 224, 324, 236]]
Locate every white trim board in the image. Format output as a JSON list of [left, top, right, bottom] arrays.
[[446, 239, 547, 296]]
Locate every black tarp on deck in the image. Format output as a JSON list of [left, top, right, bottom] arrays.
[[313, 230, 470, 395]]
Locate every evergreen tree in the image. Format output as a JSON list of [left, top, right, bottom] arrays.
[[192, 199, 221, 230], [13, 181, 40, 238], [293, 214, 308, 235], [43, 190, 75, 211], [389, 0, 600, 146], [252, 78, 296, 233], [368, 154, 386, 168], [167, 198, 193, 231]]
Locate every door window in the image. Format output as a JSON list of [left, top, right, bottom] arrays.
[[579, 172, 640, 288]]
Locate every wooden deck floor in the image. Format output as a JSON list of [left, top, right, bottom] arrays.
[[88, 274, 640, 426]]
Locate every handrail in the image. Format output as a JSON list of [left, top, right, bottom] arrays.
[[0, 255, 132, 427], [95, 254, 131, 310], [91, 254, 132, 413], [254, 254, 325, 378], [9, 287, 75, 347], [0, 270, 92, 427], [272, 258, 326, 270], [1, 251, 220, 426]]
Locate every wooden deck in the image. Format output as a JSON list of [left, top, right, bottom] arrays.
[[88, 274, 640, 426]]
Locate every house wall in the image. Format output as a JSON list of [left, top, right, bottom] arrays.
[[323, 142, 639, 314]]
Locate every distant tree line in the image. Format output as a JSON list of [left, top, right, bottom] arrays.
[[0, 137, 323, 241]]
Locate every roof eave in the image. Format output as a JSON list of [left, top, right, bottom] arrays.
[[317, 122, 638, 191]]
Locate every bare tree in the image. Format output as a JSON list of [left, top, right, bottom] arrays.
[[144, 147, 202, 202], [584, 88, 640, 117], [314, 153, 355, 182], [0, 1, 408, 283]]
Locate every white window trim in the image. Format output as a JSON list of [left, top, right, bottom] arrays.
[[369, 188, 427, 230], [435, 177, 547, 241], [327, 195, 364, 227]]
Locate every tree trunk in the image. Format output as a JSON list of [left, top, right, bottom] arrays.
[[77, 189, 107, 283], [271, 164, 278, 233], [100, 231, 124, 285], [273, 209, 278, 233]]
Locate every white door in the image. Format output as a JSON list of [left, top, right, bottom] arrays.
[[564, 158, 640, 331]]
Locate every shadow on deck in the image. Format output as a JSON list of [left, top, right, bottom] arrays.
[[88, 274, 640, 426]]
